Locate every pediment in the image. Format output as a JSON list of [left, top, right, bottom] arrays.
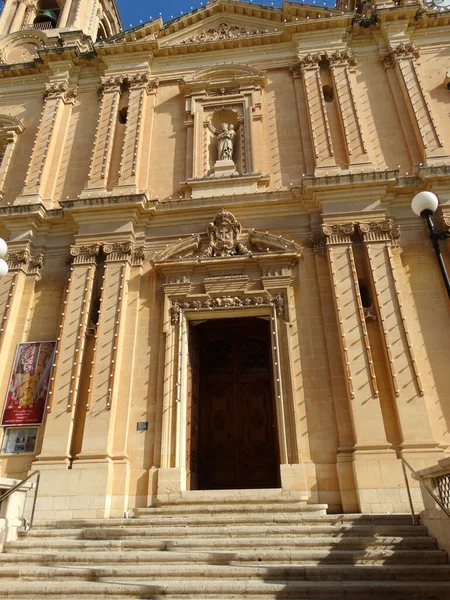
[[153, 209, 301, 264], [159, 15, 280, 48]]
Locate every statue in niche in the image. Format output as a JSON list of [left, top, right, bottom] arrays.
[[203, 209, 250, 257], [217, 123, 236, 162]]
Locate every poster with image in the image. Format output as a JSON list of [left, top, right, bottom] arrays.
[[1, 341, 56, 426]]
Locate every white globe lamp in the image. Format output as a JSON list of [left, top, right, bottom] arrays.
[[411, 191, 439, 217], [0, 258, 8, 278], [0, 237, 7, 258]]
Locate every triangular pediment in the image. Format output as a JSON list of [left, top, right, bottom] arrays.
[[109, 0, 351, 47], [159, 14, 280, 47]]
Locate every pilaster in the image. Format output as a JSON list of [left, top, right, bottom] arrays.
[[0, 244, 43, 414], [81, 75, 123, 197], [321, 222, 400, 513], [0, 119, 24, 201], [359, 221, 443, 463], [297, 53, 338, 176], [74, 241, 141, 518], [382, 43, 448, 166], [328, 50, 373, 169], [35, 244, 99, 464], [18, 79, 77, 207], [113, 74, 158, 195]]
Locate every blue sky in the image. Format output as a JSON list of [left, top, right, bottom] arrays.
[[116, 0, 335, 28]]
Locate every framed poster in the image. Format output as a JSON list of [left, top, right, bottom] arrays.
[[1, 428, 38, 454], [1, 341, 56, 426]]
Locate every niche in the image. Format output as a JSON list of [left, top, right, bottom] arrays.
[[206, 108, 243, 175]]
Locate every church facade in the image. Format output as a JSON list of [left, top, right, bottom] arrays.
[[0, 0, 449, 520]]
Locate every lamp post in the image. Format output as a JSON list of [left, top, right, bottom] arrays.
[[0, 237, 8, 278], [411, 191, 450, 300]]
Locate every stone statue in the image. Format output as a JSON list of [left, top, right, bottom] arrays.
[[217, 123, 236, 162]]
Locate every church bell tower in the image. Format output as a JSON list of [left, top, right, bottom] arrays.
[[0, 0, 122, 41]]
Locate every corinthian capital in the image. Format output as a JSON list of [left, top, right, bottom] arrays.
[[327, 49, 358, 68], [99, 75, 124, 94], [298, 52, 321, 70], [103, 241, 133, 262]]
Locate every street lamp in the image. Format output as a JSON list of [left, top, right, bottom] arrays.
[[0, 237, 7, 277], [411, 191, 450, 300]]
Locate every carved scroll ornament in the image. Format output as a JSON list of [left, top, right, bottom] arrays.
[[181, 22, 265, 45]]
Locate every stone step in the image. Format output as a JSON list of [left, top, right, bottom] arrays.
[[14, 532, 436, 551], [2, 563, 450, 582], [32, 512, 418, 530], [4, 545, 447, 564], [136, 502, 326, 516], [1, 579, 450, 599], [153, 489, 310, 506], [22, 522, 431, 541]]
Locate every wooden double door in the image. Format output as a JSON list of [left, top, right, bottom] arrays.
[[187, 317, 280, 490]]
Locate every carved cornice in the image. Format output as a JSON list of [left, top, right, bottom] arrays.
[[358, 220, 401, 243], [69, 244, 101, 265], [170, 291, 285, 325]]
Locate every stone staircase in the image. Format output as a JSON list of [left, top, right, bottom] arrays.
[[1, 490, 450, 599]]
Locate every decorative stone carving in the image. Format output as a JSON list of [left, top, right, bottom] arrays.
[[127, 72, 150, 89], [69, 244, 101, 265], [203, 209, 250, 257], [327, 49, 358, 68], [321, 223, 355, 244], [43, 82, 78, 104], [99, 75, 124, 94], [357, 220, 401, 242], [298, 52, 321, 69], [103, 241, 134, 262], [170, 292, 284, 324], [217, 123, 236, 162], [382, 43, 420, 68], [6, 249, 44, 275], [181, 22, 265, 45]]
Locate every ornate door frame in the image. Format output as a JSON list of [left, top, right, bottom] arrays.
[[152, 210, 307, 501]]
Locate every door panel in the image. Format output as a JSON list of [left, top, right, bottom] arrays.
[[195, 317, 280, 490]]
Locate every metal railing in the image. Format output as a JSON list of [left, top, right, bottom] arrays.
[[22, 22, 54, 30], [401, 458, 450, 525], [0, 470, 40, 531]]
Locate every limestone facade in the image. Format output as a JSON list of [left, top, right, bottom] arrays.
[[0, 0, 449, 519]]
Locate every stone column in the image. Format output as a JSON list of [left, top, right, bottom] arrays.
[[10, 0, 27, 32], [0, 0, 18, 35], [298, 53, 338, 176], [113, 74, 158, 195], [322, 223, 401, 513], [74, 242, 142, 518], [19, 81, 77, 206], [328, 50, 374, 169], [359, 221, 443, 468], [382, 43, 448, 165], [58, 0, 73, 27], [81, 75, 123, 197], [0, 245, 43, 416]]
